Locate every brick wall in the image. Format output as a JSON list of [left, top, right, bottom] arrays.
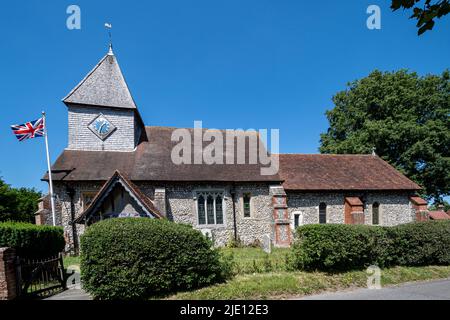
[[270, 186, 291, 247], [352, 211, 365, 224], [410, 196, 429, 221], [0, 248, 17, 300]]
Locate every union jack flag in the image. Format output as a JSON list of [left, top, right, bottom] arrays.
[[11, 118, 45, 142]]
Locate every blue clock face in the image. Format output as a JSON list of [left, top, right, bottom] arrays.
[[94, 118, 111, 135], [89, 114, 116, 140]]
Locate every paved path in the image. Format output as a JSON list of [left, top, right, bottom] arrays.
[[45, 269, 92, 300], [45, 288, 92, 300], [45, 277, 450, 300], [299, 278, 450, 300]]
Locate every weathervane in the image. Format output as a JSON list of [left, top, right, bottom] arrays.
[[105, 23, 113, 54]]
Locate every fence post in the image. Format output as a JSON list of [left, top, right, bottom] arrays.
[[0, 248, 17, 300], [15, 256, 22, 297], [58, 253, 67, 290]]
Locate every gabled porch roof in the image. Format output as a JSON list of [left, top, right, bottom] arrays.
[[74, 170, 162, 224]]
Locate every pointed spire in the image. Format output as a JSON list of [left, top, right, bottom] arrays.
[[105, 23, 113, 56], [62, 48, 137, 109], [107, 43, 114, 56]]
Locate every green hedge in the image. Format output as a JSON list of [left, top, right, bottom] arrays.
[[393, 221, 450, 266], [0, 222, 65, 258], [80, 218, 232, 300], [290, 221, 450, 271]]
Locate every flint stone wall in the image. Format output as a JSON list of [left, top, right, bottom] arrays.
[[286, 191, 414, 228]]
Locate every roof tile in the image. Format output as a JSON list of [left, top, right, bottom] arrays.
[[279, 154, 420, 191], [345, 197, 363, 206], [428, 211, 450, 220], [45, 128, 421, 191], [63, 53, 137, 109], [45, 127, 281, 183]]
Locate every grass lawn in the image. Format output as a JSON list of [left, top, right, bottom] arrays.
[[169, 265, 450, 300], [221, 247, 290, 274], [63, 247, 290, 273], [63, 255, 80, 268], [66, 247, 450, 300]]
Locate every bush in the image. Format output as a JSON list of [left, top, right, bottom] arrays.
[[392, 221, 450, 266], [289, 224, 395, 271], [290, 221, 450, 271], [80, 218, 231, 300], [0, 222, 65, 258]]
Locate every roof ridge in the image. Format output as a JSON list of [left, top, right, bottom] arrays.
[[145, 125, 261, 131], [74, 170, 162, 223], [278, 153, 375, 156], [113, 54, 138, 109], [63, 52, 137, 109], [62, 54, 108, 102], [372, 156, 421, 188], [117, 172, 163, 218]]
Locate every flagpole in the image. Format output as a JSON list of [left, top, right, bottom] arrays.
[[42, 111, 56, 226]]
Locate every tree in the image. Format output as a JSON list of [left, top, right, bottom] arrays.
[[0, 177, 42, 223], [391, 0, 450, 35], [429, 200, 450, 211], [320, 70, 450, 204]]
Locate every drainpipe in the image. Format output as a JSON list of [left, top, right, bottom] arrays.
[[231, 183, 238, 241], [66, 186, 78, 255]]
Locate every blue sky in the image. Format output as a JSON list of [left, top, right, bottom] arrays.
[[0, 0, 449, 192]]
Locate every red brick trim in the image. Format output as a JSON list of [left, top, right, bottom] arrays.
[[0, 248, 17, 300]]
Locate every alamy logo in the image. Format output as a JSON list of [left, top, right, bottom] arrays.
[[66, 5, 81, 30], [171, 121, 280, 175], [367, 265, 382, 289], [66, 265, 81, 289], [367, 5, 381, 30]]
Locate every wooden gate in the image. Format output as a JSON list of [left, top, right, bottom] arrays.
[[15, 253, 70, 298]]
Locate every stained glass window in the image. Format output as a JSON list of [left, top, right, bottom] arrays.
[[207, 195, 215, 224], [198, 195, 206, 224], [216, 195, 223, 224], [196, 192, 225, 225]]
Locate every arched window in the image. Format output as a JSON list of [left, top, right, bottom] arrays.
[[372, 202, 380, 225], [216, 195, 223, 224], [198, 195, 206, 225], [243, 193, 251, 217], [196, 191, 225, 225], [207, 195, 215, 224], [319, 202, 327, 224]]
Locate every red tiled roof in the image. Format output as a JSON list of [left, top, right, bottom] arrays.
[[279, 154, 421, 191], [43, 127, 421, 192], [345, 197, 363, 206], [410, 196, 428, 205], [428, 211, 450, 220]]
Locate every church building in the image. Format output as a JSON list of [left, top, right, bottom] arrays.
[[38, 46, 425, 252]]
